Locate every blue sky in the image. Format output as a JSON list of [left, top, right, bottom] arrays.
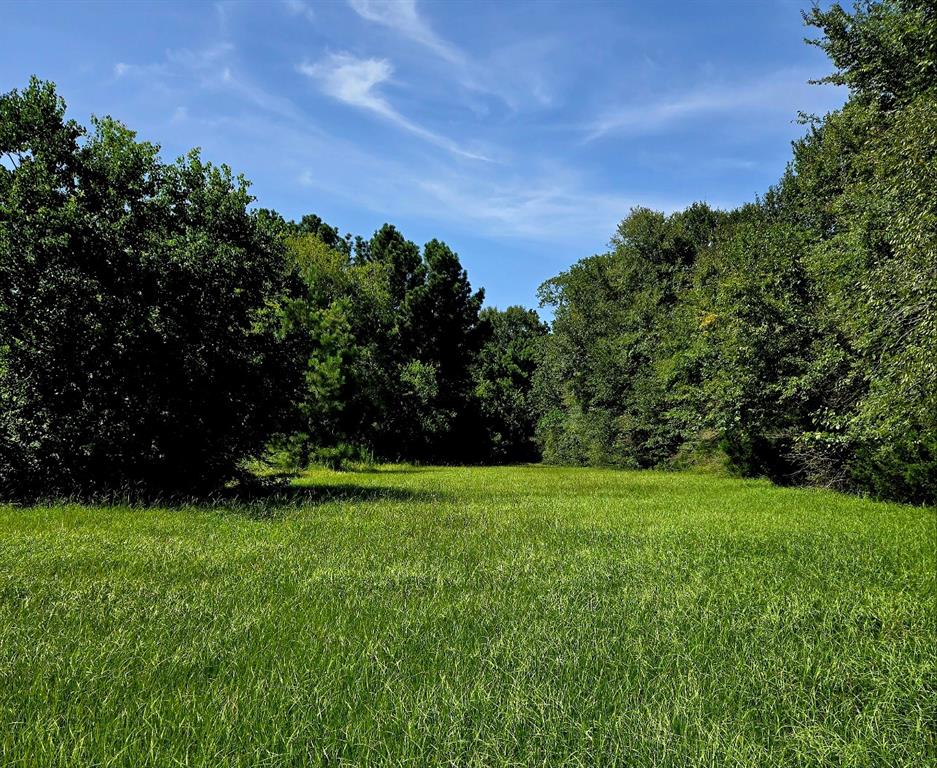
[[2, 0, 846, 310]]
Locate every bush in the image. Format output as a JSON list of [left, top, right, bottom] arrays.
[[0, 79, 299, 497], [849, 431, 937, 506]]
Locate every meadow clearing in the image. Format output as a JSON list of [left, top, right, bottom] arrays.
[[0, 465, 934, 766]]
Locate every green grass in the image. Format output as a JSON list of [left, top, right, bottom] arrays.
[[0, 466, 934, 767]]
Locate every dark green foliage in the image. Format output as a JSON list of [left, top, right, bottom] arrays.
[[280, 223, 494, 466], [537, 204, 723, 469], [0, 79, 299, 497], [366, 223, 425, 303], [538, 1, 936, 503], [696, 208, 818, 483], [291, 212, 352, 257], [804, 0, 936, 108], [2, 2, 931, 502], [403, 239, 486, 460], [0, 80, 508, 486], [474, 306, 548, 462]]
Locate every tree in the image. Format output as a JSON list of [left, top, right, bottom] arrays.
[[804, 0, 937, 109], [537, 204, 721, 468], [696, 206, 818, 482], [280, 223, 488, 465], [474, 306, 548, 463], [402, 239, 485, 461], [0, 79, 299, 497], [534, 0, 936, 503]]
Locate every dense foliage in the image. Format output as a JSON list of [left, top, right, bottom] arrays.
[[272, 218, 548, 467], [537, 0, 936, 504], [274, 222, 490, 466], [474, 306, 548, 463], [0, 79, 299, 496]]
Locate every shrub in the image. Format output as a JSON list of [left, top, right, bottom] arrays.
[[0, 79, 299, 497]]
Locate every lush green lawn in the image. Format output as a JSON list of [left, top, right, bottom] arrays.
[[0, 466, 933, 766]]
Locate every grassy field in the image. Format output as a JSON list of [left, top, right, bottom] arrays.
[[0, 466, 933, 767]]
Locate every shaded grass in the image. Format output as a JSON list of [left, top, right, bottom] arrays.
[[0, 466, 934, 766]]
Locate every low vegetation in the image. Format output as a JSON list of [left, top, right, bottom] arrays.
[[1, 466, 933, 766]]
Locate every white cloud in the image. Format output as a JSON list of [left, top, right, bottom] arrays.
[[413, 169, 679, 242], [115, 42, 300, 122], [298, 52, 490, 161], [190, 103, 642, 245], [347, 0, 462, 65], [284, 130, 677, 243], [299, 54, 393, 114], [115, 43, 232, 83], [113, 59, 169, 79], [346, 0, 556, 112], [585, 69, 846, 141], [479, 39, 557, 109]]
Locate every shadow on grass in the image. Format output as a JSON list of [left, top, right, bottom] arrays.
[[213, 479, 443, 520], [344, 467, 431, 474], [2, 474, 441, 519], [227, 477, 436, 502]]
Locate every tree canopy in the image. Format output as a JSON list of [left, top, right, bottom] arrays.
[[536, 0, 936, 504], [0, 78, 299, 496]]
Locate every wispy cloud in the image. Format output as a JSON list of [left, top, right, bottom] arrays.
[[480, 38, 557, 109], [585, 69, 845, 141], [298, 52, 490, 161], [299, 54, 392, 114], [283, 0, 315, 23], [287, 136, 677, 244], [165, 42, 234, 71], [113, 59, 169, 79], [347, 0, 556, 112], [194, 102, 641, 245], [413, 168, 679, 242], [115, 41, 300, 121], [115, 42, 232, 82], [348, 0, 462, 65]]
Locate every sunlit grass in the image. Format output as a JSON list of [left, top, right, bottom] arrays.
[[1, 466, 933, 766]]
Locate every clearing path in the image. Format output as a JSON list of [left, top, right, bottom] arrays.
[[0, 466, 934, 766]]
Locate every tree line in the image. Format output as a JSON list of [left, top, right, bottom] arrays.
[[0, 78, 546, 497], [535, 0, 935, 504], [1, 1, 933, 503]]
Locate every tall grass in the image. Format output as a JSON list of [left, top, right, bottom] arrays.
[[0, 466, 933, 766]]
